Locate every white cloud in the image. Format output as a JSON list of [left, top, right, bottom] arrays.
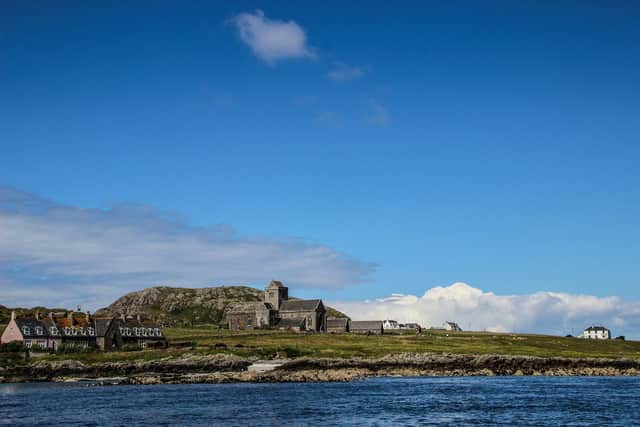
[[327, 63, 365, 82], [367, 99, 390, 127], [230, 10, 315, 64], [330, 282, 640, 338], [0, 187, 375, 309]]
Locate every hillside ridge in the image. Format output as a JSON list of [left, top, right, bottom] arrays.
[[94, 285, 348, 326]]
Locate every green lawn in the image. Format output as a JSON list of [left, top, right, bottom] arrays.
[[3, 326, 640, 368], [163, 327, 640, 360]]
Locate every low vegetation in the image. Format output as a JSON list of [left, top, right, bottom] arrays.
[[163, 327, 640, 360], [2, 326, 640, 369]]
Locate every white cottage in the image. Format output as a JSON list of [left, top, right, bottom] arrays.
[[583, 326, 611, 340]]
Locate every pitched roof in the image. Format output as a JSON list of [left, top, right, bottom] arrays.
[[280, 299, 322, 312], [94, 318, 115, 337], [585, 326, 610, 332], [227, 302, 262, 314], [227, 302, 272, 314], [350, 321, 383, 330], [14, 317, 48, 338]]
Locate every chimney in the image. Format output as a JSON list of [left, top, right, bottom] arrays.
[[67, 311, 73, 325], [48, 312, 54, 321], [85, 310, 90, 322], [11, 311, 16, 321], [136, 314, 141, 322], [34, 310, 40, 321]]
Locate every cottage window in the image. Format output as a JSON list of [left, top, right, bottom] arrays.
[[71, 327, 78, 336], [50, 327, 59, 336], [63, 327, 71, 335], [87, 327, 95, 336], [79, 327, 86, 335], [154, 328, 161, 337], [141, 328, 147, 337], [119, 327, 125, 335], [22, 326, 31, 335], [35, 326, 44, 335], [126, 328, 132, 336], [24, 340, 32, 348]]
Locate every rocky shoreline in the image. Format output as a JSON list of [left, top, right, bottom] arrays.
[[2, 353, 640, 385]]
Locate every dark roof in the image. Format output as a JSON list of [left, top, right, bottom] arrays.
[[119, 319, 164, 338], [327, 318, 349, 328], [15, 316, 97, 338], [350, 321, 383, 330], [94, 318, 114, 337], [14, 317, 48, 338], [227, 302, 262, 314], [275, 318, 305, 329], [585, 326, 610, 332], [280, 299, 322, 312]]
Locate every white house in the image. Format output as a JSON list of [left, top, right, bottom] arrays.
[[443, 322, 462, 332], [382, 320, 399, 330], [583, 326, 611, 340]]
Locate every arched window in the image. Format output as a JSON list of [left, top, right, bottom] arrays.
[[87, 327, 95, 336], [22, 326, 30, 336]]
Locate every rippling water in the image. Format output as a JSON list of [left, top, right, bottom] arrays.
[[1, 377, 639, 426]]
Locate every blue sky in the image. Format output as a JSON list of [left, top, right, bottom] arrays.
[[1, 2, 640, 333]]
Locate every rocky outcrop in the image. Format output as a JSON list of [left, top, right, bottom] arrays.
[[1, 354, 252, 383], [94, 285, 348, 327], [2, 353, 640, 384]]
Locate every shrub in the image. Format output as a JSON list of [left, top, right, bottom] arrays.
[[56, 344, 99, 354], [120, 344, 142, 352], [0, 341, 26, 353]]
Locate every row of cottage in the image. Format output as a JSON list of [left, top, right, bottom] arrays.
[[0, 310, 167, 350]]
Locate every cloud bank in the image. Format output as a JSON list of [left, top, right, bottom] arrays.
[[230, 10, 315, 64], [0, 187, 375, 309], [330, 282, 640, 338]]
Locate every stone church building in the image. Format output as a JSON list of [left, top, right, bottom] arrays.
[[227, 281, 327, 332]]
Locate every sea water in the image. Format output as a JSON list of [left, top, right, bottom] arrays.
[[1, 377, 639, 426]]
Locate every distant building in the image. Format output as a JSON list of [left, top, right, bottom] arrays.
[[403, 323, 422, 332], [226, 281, 327, 332], [0, 311, 166, 350], [583, 326, 611, 340], [326, 317, 349, 333], [443, 322, 462, 332], [382, 320, 399, 330], [350, 321, 384, 335]]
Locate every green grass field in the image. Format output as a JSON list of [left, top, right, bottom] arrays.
[[162, 326, 640, 359], [3, 325, 640, 368]]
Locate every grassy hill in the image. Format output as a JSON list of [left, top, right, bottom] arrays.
[[94, 285, 348, 327]]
